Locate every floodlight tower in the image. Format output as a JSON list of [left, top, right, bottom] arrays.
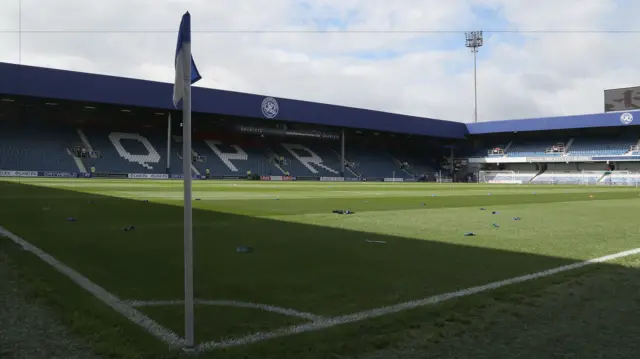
[[465, 31, 483, 123]]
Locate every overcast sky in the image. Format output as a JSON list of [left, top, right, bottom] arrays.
[[1, 0, 639, 123]]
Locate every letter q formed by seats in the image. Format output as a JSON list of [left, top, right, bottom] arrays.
[[108, 132, 161, 170]]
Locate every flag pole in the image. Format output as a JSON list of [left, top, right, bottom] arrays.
[[181, 36, 195, 350], [174, 12, 200, 349]]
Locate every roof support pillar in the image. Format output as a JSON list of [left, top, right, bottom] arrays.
[[167, 113, 172, 173], [341, 129, 346, 177]]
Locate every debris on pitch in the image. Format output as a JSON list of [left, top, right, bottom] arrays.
[[366, 240, 387, 244], [67, 217, 76, 222], [480, 208, 486, 211], [420, 203, 425, 206], [492, 211, 499, 215], [464, 232, 476, 236], [513, 217, 521, 220], [493, 223, 500, 228], [332, 209, 354, 215], [236, 246, 254, 253], [123, 225, 136, 232]]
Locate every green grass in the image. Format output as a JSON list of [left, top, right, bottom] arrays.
[[1, 178, 639, 358]]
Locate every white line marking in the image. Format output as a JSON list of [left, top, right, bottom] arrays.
[[3, 222, 638, 352], [126, 299, 324, 321], [195, 247, 640, 352], [0, 226, 184, 347]]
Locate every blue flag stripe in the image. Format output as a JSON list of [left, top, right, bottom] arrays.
[[173, 11, 201, 108], [190, 56, 202, 84]]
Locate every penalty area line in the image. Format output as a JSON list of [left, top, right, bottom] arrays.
[[195, 247, 640, 352], [0, 226, 184, 348]]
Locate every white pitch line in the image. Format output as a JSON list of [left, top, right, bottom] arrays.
[[126, 299, 324, 322], [3, 222, 638, 353], [195, 247, 640, 352], [0, 226, 184, 347]]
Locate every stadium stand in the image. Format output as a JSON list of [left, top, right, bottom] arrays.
[[527, 163, 605, 184], [0, 122, 79, 172], [270, 142, 341, 177], [195, 139, 279, 177], [567, 137, 637, 156], [606, 171, 640, 185], [4, 105, 640, 185], [1, 112, 444, 179], [389, 149, 439, 178], [473, 136, 640, 158], [507, 164, 540, 182], [505, 139, 566, 157], [478, 161, 637, 185], [8, 118, 640, 184], [532, 172, 584, 184], [3, 63, 640, 184], [82, 129, 172, 174], [345, 147, 403, 179]]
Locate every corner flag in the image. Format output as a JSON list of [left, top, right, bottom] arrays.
[[173, 11, 200, 350], [173, 11, 202, 108]]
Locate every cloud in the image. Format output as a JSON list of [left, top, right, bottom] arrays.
[[1, 0, 639, 123]]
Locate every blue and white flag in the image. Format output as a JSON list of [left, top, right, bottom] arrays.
[[173, 11, 202, 108]]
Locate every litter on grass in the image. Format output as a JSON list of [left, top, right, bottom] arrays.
[[464, 232, 476, 236], [236, 246, 254, 253], [365, 240, 387, 244]]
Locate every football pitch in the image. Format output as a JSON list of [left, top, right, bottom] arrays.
[[1, 178, 640, 358]]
